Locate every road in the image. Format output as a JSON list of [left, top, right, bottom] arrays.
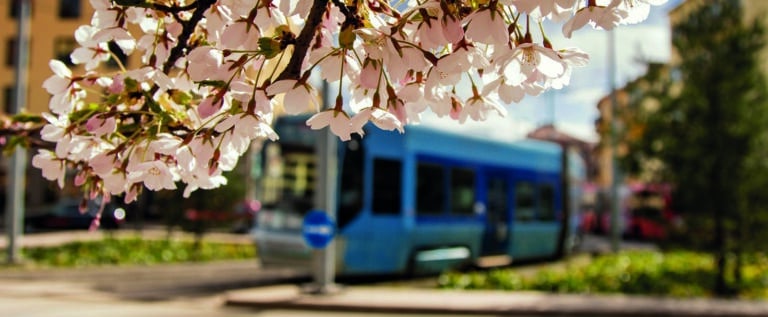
[[0, 279, 507, 317], [0, 229, 657, 316]]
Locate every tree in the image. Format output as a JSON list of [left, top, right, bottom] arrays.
[[3, 1, 666, 209], [631, 0, 768, 295]]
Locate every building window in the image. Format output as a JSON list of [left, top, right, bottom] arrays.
[[10, 0, 33, 19], [105, 41, 128, 69], [3, 86, 15, 114], [372, 158, 402, 214], [6, 38, 16, 67], [54, 37, 77, 66], [58, 0, 80, 19]]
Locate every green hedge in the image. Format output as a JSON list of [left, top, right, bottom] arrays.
[[12, 237, 255, 268], [438, 251, 768, 299]]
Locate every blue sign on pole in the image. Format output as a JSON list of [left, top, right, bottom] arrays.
[[302, 210, 336, 249]]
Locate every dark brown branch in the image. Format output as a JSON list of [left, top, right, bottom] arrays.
[[162, 0, 218, 73], [330, 0, 353, 18], [275, 0, 330, 81], [0, 125, 52, 150]]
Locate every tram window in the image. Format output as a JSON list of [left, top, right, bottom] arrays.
[[487, 177, 508, 216], [539, 185, 556, 221], [515, 182, 536, 221], [372, 158, 402, 214], [451, 168, 475, 215], [417, 163, 446, 214], [338, 138, 364, 228]]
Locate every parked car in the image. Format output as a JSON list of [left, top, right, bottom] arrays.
[[182, 199, 260, 234], [24, 198, 126, 232]]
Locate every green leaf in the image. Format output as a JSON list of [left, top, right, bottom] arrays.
[[339, 26, 356, 49], [169, 90, 192, 105], [11, 113, 44, 124], [197, 80, 228, 89], [258, 37, 282, 59], [124, 77, 139, 92], [3, 135, 28, 155]]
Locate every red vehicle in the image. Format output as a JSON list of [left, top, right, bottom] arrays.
[[623, 183, 676, 240], [578, 183, 677, 240]]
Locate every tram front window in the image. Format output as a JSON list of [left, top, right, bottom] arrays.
[[258, 125, 364, 230], [259, 142, 316, 229]]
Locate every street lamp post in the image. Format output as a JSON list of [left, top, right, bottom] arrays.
[[6, 0, 31, 264], [608, 30, 622, 253]]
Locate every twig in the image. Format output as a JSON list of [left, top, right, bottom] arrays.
[[275, 0, 330, 81]]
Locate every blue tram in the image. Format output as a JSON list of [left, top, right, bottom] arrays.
[[252, 115, 585, 275]]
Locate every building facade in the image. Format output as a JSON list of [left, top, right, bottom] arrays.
[[0, 0, 115, 210], [1, 0, 96, 115]]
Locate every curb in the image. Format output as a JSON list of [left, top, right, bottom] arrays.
[[225, 285, 768, 317]]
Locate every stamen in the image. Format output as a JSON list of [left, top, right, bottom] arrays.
[[521, 47, 537, 66], [148, 166, 162, 176]]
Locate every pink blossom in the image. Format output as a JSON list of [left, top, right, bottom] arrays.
[[352, 107, 404, 133], [441, 16, 465, 45], [85, 115, 116, 137], [266, 79, 320, 115], [70, 25, 111, 70], [464, 8, 509, 46], [32, 150, 66, 188], [198, 95, 225, 119], [127, 160, 178, 191], [306, 110, 354, 141], [562, 4, 629, 38], [359, 61, 381, 89]]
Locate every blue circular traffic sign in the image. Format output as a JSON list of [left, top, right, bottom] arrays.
[[302, 210, 336, 249]]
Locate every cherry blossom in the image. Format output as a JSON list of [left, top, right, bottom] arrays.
[[31, 150, 66, 188], [266, 79, 321, 115], [3, 0, 666, 206], [562, 1, 630, 38], [42, 60, 83, 115], [464, 8, 510, 46], [307, 109, 355, 141], [351, 107, 404, 134], [126, 160, 178, 191]]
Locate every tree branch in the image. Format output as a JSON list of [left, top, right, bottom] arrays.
[[162, 0, 218, 73], [276, 0, 330, 81]]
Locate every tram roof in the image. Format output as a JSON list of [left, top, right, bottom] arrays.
[[367, 124, 563, 173]]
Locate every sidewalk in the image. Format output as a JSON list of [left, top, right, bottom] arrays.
[[3, 229, 768, 316], [225, 284, 768, 317]]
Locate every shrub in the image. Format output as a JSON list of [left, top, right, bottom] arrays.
[[13, 236, 255, 268], [438, 251, 768, 299]]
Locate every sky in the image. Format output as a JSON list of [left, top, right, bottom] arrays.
[[421, 0, 685, 143]]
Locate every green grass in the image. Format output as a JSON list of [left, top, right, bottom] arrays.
[[4, 236, 256, 268], [438, 250, 768, 299]]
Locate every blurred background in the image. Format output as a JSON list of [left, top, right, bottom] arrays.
[[1, 0, 768, 303]]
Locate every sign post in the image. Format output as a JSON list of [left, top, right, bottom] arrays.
[[303, 80, 340, 294], [302, 210, 335, 249]]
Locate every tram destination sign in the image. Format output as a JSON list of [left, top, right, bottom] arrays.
[[302, 210, 336, 249]]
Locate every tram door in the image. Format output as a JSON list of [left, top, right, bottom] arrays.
[[481, 175, 510, 256]]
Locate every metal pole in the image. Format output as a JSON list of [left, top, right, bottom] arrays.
[[309, 80, 339, 294], [6, 0, 30, 264], [608, 30, 622, 253]]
